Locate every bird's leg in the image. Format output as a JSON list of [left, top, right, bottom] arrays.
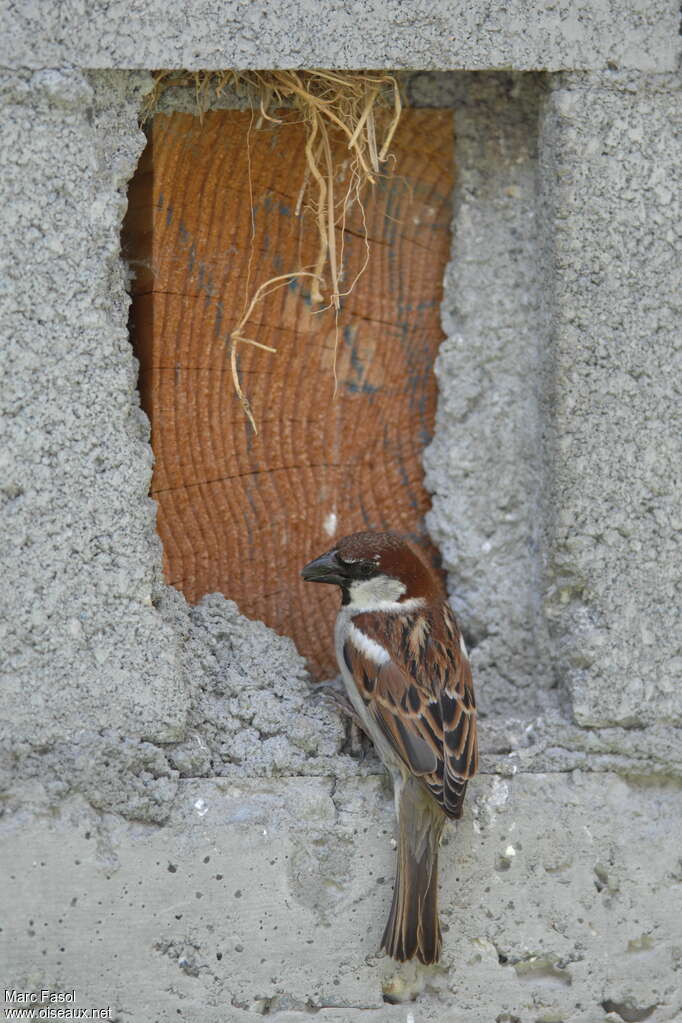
[[314, 679, 373, 759], [315, 678, 362, 725]]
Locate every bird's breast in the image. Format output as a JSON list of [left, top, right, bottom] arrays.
[[334, 612, 405, 780]]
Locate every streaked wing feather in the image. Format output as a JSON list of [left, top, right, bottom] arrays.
[[344, 606, 478, 819]]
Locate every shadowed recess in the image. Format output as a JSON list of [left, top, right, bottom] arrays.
[[124, 108, 453, 678]]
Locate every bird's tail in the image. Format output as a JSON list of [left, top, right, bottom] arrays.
[[381, 777, 445, 965]]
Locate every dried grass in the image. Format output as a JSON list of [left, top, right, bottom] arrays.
[[142, 69, 402, 431]]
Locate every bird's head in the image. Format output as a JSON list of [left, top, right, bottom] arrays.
[[302, 530, 439, 610]]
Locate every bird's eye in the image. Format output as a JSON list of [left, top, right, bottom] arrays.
[[335, 553, 376, 577]]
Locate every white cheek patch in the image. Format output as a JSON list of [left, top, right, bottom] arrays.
[[348, 623, 391, 665], [347, 574, 406, 609]]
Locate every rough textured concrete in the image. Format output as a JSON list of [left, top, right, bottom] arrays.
[[0, 71, 347, 825], [159, 589, 346, 782], [0, 70, 184, 744], [3, 773, 681, 1022], [1, 61, 681, 1023], [538, 73, 682, 728], [0, 70, 190, 827], [420, 73, 553, 720], [0, 69, 185, 750], [1, 1, 679, 72]]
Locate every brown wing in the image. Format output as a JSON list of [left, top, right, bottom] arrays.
[[343, 604, 478, 819]]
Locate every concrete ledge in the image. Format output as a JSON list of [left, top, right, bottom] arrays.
[[2, 773, 680, 1021], [1, 1, 680, 72]]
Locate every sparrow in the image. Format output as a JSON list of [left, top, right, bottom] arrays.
[[302, 530, 478, 965]]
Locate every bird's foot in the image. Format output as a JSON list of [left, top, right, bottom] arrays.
[[313, 679, 373, 759]]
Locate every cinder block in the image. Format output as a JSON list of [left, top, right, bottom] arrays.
[[538, 74, 682, 727]]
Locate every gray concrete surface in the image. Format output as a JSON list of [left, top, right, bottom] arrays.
[[421, 73, 553, 720], [3, 774, 681, 1022], [538, 73, 682, 729], [0, 70, 190, 821], [1, 1, 679, 72], [1, 52, 681, 1023]]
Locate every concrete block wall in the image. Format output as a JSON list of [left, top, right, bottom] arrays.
[[538, 72, 682, 729], [1, 6, 680, 1022]]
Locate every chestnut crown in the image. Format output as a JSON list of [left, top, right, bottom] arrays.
[[302, 530, 440, 606]]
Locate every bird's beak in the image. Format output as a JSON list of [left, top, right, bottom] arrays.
[[301, 551, 346, 586]]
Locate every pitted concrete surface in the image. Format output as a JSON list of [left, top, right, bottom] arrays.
[[0, 1, 679, 72], [421, 73, 553, 720], [1, 61, 681, 1023], [538, 73, 682, 728], [159, 590, 346, 782], [2, 774, 681, 1021], [0, 70, 187, 750]]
